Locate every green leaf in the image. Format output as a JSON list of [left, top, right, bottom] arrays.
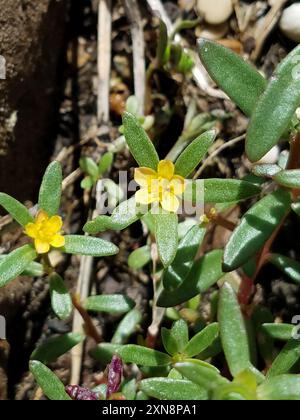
[[98, 152, 114, 175], [81, 176, 94, 190], [63, 235, 118, 257], [252, 164, 281, 178], [156, 19, 169, 67], [79, 157, 99, 178], [175, 359, 227, 391], [174, 130, 216, 178], [162, 320, 189, 356], [267, 339, 300, 377], [84, 197, 140, 233], [122, 379, 137, 400], [154, 212, 178, 267], [90, 343, 122, 365], [116, 345, 171, 367], [218, 283, 251, 377], [140, 378, 208, 400], [31, 333, 84, 364], [83, 294, 135, 314], [185, 179, 261, 204], [258, 375, 300, 400], [128, 245, 151, 270], [29, 361, 71, 400], [112, 309, 142, 344], [246, 45, 300, 162], [223, 190, 291, 271], [158, 250, 224, 307], [274, 169, 300, 189], [0, 256, 43, 277], [22, 261, 44, 277], [163, 224, 206, 290], [198, 38, 266, 117], [269, 253, 300, 285], [49, 273, 72, 320], [262, 323, 295, 341], [184, 323, 219, 358], [0, 245, 37, 288], [0, 193, 33, 226], [38, 161, 62, 216], [123, 112, 159, 170]]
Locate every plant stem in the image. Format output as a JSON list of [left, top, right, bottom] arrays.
[[71, 294, 102, 344]]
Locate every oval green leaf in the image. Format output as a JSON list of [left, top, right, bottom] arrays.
[[112, 309, 142, 344], [184, 323, 219, 358], [274, 169, 300, 189], [262, 323, 294, 341], [218, 283, 251, 377], [63, 235, 118, 257], [29, 361, 71, 400], [267, 339, 300, 378], [269, 253, 300, 285], [83, 294, 135, 314], [0, 193, 34, 226], [116, 345, 171, 367], [246, 44, 300, 162], [185, 179, 261, 204], [174, 130, 216, 178], [31, 333, 84, 364], [140, 378, 208, 400], [154, 212, 178, 268], [38, 161, 62, 216], [128, 245, 151, 270], [223, 189, 291, 271], [258, 375, 300, 400], [0, 245, 37, 288], [158, 250, 224, 307], [123, 112, 159, 170], [49, 273, 72, 320], [198, 38, 266, 117]]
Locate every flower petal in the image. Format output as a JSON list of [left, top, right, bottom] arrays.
[[49, 215, 63, 232], [135, 188, 158, 205], [134, 167, 157, 187], [161, 192, 180, 213], [36, 210, 49, 224], [34, 239, 50, 254], [170, 175, 186, 196], [158, 160, 174, 180], [25, 223, 38, 238], [50, 234, 65, 248]]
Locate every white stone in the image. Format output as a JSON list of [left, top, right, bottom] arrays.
[[257, 146, 280, 165], [279, 4, 300, 43], [197, 0, 233, 25]]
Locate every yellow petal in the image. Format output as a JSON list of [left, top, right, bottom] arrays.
[[34, 239, 50, 254], [135, 188, 158, 205], [25, 223, 38, 238], [48, 215, 63, 232], [170, 175, 186, 196], [158, 160, 174, 180], [134, 167, 157, 187], [36, 210, 49, 224], [161, 192, 180, 213], [50, 234, 65, 248]]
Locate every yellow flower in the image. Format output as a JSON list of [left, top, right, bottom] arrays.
[[134, 160, 186, 213], [25, 210, 65, 254]]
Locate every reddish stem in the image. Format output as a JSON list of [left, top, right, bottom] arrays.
[[72, 294, 102, 344]]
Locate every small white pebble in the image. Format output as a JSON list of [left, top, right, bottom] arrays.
[[197, 0, 233, 25], [279, 4, 300, 43], [257, 146, 280, 165]]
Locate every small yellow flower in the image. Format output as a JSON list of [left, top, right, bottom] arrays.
[[25, 210, 65, 254], [134, 160, 186, 213]]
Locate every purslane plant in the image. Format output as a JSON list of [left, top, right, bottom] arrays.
[[2, 38, 300, 401]]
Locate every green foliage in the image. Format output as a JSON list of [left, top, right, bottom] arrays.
[[84, 294, 135, 314], [246, 45, 300, 161], [63, 235, 119, 257], [223, 190, 291, 271], [49, 273, 72, 320], [38, 161, 62, 216], [0, 245, 37, 288], [29, 361, 71, 400]]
